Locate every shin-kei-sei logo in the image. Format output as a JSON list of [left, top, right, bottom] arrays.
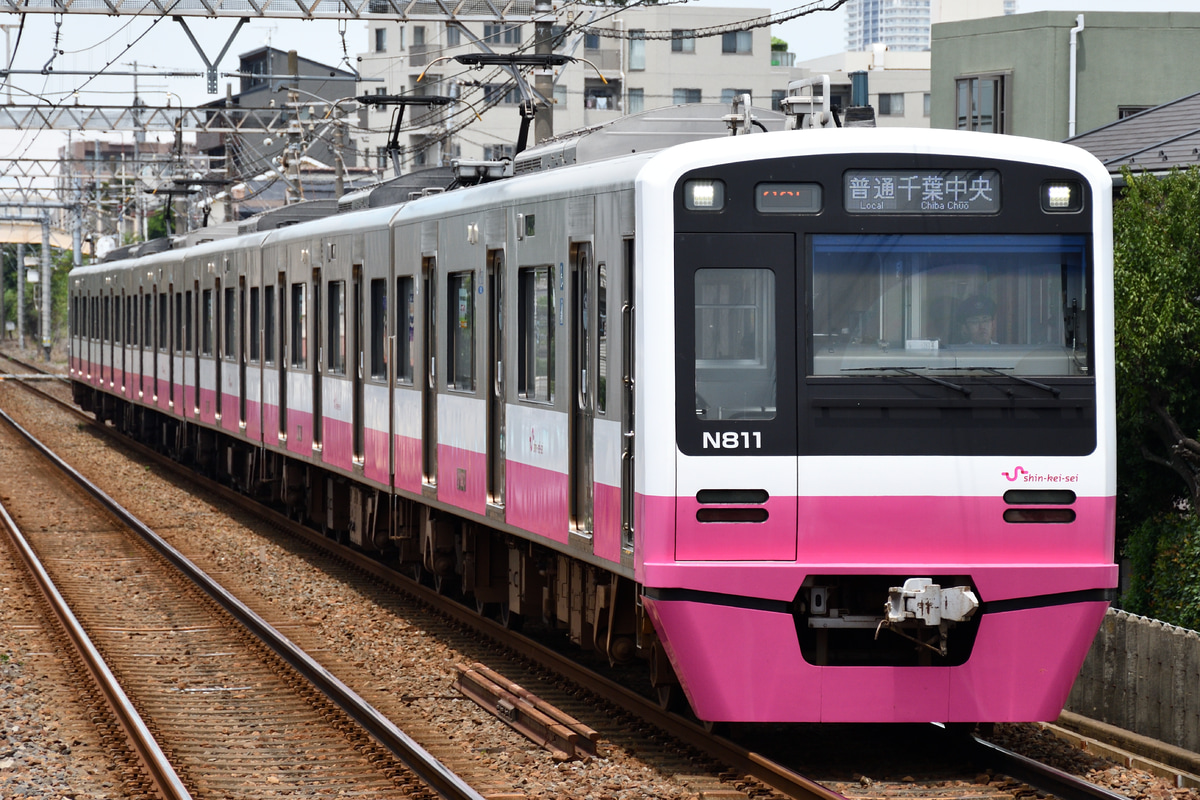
[[1002, 466, 1028, 482], [1002, 466, 1080, 484]]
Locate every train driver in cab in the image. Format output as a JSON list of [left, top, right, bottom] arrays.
[[958, 295, 998, 345]]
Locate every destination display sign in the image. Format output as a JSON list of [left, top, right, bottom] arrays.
[[844, 169, 1001, 214]]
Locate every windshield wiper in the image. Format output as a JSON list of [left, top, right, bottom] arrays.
[[946, 366, 1061, 397], [842, 366, 971, 397]]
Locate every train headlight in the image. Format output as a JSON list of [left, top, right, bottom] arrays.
[[683, 179, 725, 211], [1041, 180, 1083, 212]]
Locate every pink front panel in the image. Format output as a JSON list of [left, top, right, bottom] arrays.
[[676, 495, 797, 561], [593, 482, 622, 564], [642, 596, 1109, 723], [507, 460, 570, 544], [437, 444, 487, 516], [322, 416, 354, 471], [796, 495, 1115, 565]]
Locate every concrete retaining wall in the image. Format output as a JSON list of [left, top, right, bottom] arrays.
[[1066, 609, 1200, 753]]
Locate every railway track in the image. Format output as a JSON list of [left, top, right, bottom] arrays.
[[0, 401, 485, 799], [0, 348, 1173, 800]]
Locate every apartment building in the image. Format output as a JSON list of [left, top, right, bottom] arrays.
[[355, 6, 791, 173]]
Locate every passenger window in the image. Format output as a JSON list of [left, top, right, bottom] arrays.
[[201, 289, 214, 356], [291, 283, 307, 368], [597, 263, 607, 415], [184, 290, 193, 354], [396, 276, 414, 384], [224, 287, 236, 361], [144, 295, 153, 347], [103, 296, 111, 343], [263, 285, 275, 365], [448, 271, 476, 391], [370, 278, 387, 380], [518, 266, 554, 402], [249, 287, 261, 363], [328, 280, 346, 375]]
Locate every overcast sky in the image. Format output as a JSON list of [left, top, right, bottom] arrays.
[[0, 0, 1194, 160]]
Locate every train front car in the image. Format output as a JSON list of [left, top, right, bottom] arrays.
[[635, 127, 1116, 724]]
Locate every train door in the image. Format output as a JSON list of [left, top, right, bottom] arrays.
[[215, 276, 223, 421], [422, 256, 438, 486], [313, 266, 323, 451], [353, 265, 365, 463], [487, 249, 505, 507], [571, 242, 595, 536], [621, 239, 635, 552], [239, 276, 247, 428], [278, 271, 287, 443]]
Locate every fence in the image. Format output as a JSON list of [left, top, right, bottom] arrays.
[[1066, 609, 1200, 753]]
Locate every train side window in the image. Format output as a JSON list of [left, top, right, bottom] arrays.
[[92, 297, 98, 339], [113, 296, 121, 345], [185, 290, 194, 354], [224, 287, 236, 361], [128, 296, 136, 346], [597, 263, 607, 415], [103, 296, 111, 343], [518, 266, 554, 402], [263, 285, 275, 365], [448, 271, 476, 392], [249, 287, 261, 363], [328, 280, 346, 375], [160, 293, 169, 352], [396, 276, 414, 384], [144, 295, 153, 347], [290, 282, 307, 368], [201, 289, 214, 356], [369, 278, 387, 380]]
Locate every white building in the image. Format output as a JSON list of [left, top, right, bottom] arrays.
[[791, 47, 932, 128], [355, 6, 792, 174], [845, 0, 1014, 53]]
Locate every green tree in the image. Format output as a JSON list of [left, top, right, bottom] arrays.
[[1114, 166, 1200, 517]]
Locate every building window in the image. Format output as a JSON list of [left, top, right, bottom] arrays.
[[721, 31, 752, 54], [376, 147, 388, 169], [483, 23, 521, 45], [878, 92, 905, 116], [413, 25, 425, 45], [375, 86, 388, 97], [374, 27, 386, 52], [446, 24, 460, 46], [554, 84, 568, 107], [671, 30, 695, 52], [628, 88, 644, 114], [483, 144, 515, 161], [674, 88, 701, 105], [771, 89, 786, 111], [956, 74, 1008, 133], [485, 83, 521, 105], [629, 30, 645, 71], [1118, 106, 1152, 119], [585, 32, 601, 50], [721, 89, 752, 104], [923, 92, 931, 117]]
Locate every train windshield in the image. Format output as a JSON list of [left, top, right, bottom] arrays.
[[810, 234, 1090, 378]]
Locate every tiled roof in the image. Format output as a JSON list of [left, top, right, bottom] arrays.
[[1066, 91, 1200, 175]]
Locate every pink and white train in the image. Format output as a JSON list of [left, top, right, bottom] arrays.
[[70, 103, 1116, 724]]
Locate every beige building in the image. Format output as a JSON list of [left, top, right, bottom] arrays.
[[355, 6, 792, 172]]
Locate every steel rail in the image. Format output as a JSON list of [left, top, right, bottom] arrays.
[[0, 411, 193, 800], [0, 402, 487, 800], [963, 733, 1134, 800]]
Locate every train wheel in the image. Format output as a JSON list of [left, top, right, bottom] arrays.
[[498, 603, 523, 632], [655, 684, 687, 713]]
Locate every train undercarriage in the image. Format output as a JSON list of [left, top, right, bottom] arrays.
[[77, 383, 665, 694]]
